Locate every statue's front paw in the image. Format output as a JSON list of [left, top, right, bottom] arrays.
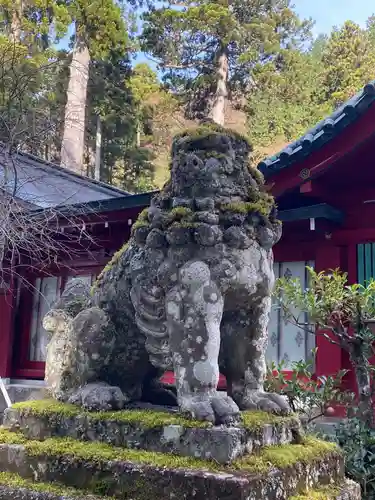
[[181, 392, 241, 425], [69, 382, 129, 411], [239, 391, 291, 415]]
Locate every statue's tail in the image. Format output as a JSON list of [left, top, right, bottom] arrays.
[[130, 284, 172, 370]]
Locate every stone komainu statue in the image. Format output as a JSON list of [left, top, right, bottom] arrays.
[[43, 126, 289, 424]]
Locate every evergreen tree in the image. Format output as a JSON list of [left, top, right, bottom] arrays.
[[310, 33, 328, 60], [99, 62, 181, 193], [0, 0, 70, 46], [60, 0, 131, 174], [128, 63, 180, 148], [320, 21, 375, 108], [86, 53, 136, 183], [247, 48, 329, 154], [141, 0, 312, 125]]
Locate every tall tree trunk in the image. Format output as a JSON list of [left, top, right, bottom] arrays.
[[210, 46, 228, 126], [136, 122, 141, 148], [11, 0, 22, 42], [95, 115, 102, 180], [61, 30, 90, 175]]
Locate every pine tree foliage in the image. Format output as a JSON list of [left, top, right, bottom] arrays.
[[141, 0, 313, 124], [320, 21, 375, 108], [246, 49, 330, 152], [2, 1, 375, 190]]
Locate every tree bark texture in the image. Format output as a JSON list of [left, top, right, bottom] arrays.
[[61, 31, 90, 175], [210, 46, 228, 126], [95, 115, 102, 180], [350, 346, 374, 426], [11, 0, 23, 42]]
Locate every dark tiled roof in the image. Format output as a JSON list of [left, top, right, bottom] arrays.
[[257, 80, 375, 177], [29, 191, 156, 217], [0, 149, 129, 209]]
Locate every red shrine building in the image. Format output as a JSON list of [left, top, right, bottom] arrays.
[[2, 80, 375, 407]]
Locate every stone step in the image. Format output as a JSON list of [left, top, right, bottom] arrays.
[[289, 479, 361, 499], [0, 471, 109, 499], [0, 427, 345, 500], [4, 400, 302, 464]]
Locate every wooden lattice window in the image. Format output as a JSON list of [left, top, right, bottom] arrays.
[[267, 261, 315, 368]]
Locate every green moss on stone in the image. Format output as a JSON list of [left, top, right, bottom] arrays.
[[0, 423, 339, 476], [131, 220, 150, 234], [248, 165, 265, 185], [289, 483, 342, 499], [202, 151, 228, 160], [91, 242, 130, 293], [241, 410, 298, 430], [232, 437, 338, 474], [221, 202, 250, 215], [0, 471, 111, 498], [12, 400, 298, 434], [246, 201, 272, 217], [1, 429, 213, 471], [137, 208, 149, 222], [0, 428, 26, 445], [168, 207, 194, 221], [11, 399, 211, 429], [89, 478, 116, 497], [220, 197, 274, 217], [175, 124, 251, 147]]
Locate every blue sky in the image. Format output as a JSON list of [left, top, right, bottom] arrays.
[[58, 2, 375, 66], [295, 0, 374, 36], [133, 1, 375, 68]]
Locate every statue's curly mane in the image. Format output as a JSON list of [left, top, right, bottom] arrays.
[[94, 126, 280, 295]]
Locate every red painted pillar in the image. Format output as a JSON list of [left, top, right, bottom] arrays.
[[314, 245, 343, 379], [339, 243, 358, 398], [0, 282, 16, 378]]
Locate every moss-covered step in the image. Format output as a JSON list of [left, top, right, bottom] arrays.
[[289, 479, 361, 499], [4, 400, 302, 464], [0, 471, 112, 499], [0, 427, 347, 500]]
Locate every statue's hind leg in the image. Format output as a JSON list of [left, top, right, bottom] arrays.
[[220, 297, 290, 414]]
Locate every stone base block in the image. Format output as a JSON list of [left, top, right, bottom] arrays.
[[0, 427, 347, 500], [290, 478, 361, 499], [4, 400, 302, 464], [0, 471, 108, 499]]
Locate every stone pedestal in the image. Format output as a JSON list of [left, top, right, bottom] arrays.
[[4, 401, 301, 464], [0, 400, 361, 500]]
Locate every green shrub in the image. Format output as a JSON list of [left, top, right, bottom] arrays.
[[265, 349, 354, 430], [336, 416, 375, 499]]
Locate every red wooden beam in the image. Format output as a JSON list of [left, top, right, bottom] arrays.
[[267, 104, 375, 197], [0, 280, 16, 378]]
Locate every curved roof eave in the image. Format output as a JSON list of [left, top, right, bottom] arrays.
[[257, 80, 375, 177]]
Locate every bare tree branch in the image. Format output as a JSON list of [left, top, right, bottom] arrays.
[[0, 40, 99, 292]]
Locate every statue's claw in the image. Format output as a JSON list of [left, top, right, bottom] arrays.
[[68, 382, 129, 411], [181, 392, 241, 425], [239, 391, 291, 415]]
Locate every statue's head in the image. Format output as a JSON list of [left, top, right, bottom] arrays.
[[130, 126, 281, 252], [169, 126, 256, 201]]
